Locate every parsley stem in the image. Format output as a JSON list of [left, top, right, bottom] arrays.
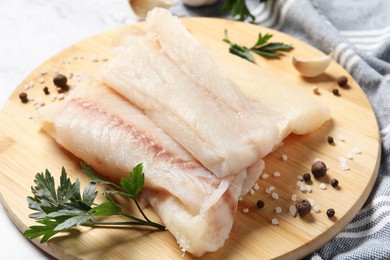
[[87, 219, 165, 230], [133, 199, 152, 223]]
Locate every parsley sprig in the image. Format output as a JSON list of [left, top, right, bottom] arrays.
[[223, 29, 293, 62], [222, 0, 268, 22], [23, 163, 165, 243]]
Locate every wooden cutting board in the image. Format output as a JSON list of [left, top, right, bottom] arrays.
[[0, 18, 380, 259]]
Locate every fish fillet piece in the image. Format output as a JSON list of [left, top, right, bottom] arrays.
[[35, 80, 263, 256], [103, 8, 329, 179], [207, 49, 331, 138], [102, 28, 280, 180], [145, 7, 329, 137]]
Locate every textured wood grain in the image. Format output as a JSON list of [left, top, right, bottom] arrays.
[[0, 18, 380, 259]]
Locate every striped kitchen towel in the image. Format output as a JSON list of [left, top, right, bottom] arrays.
[[173, 0, 390, 258]]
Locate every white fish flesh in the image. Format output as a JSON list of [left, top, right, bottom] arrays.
[[102, 13, 281, 179], [35, 80, 264, 256], [102, 8, 329, 179]]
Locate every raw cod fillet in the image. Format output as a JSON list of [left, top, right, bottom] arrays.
[[102, 13, 281, 179], [102, 8, 330, 179], [35, 80, 264, 256]]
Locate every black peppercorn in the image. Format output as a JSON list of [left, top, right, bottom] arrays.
[[332, 88, 340, 96], [330, 179, 339, 188], [327, 136, 335, 145], [53, 74, 69, 92], [326, 208, 335, 218], [19, 92, 28, 103], [43, 86, 50, 95], [296, 199, 311, 217], [311, 161, 327, 178], [256, 200, 265, 208], [303, 173, 311, 182], [337, 76, 348, 87]]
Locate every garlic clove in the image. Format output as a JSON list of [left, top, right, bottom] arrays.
[[130, 0, 177, 19], [292, 50, 333, 78], [182, 0, 218, 7]]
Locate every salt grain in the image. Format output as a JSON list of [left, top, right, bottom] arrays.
[[243, 208, 249, 213], [275, 207, 282, 214], [53, 68, 59, 75], [271, 218, 279, 225], [346, 153, 354, 159], [40, 69, 47, 75], [238, 196, 243, 201], [271, 192, 279, 200], [269, 186, 275, 192], [273, 171, 281, 177], [282, 154, 288, 161], [313, 205, 321, 213], [289, 205, 297, 216], [92, 55, 99, 62], [336, 134, 346, 142], [261, 173, 269, 179], [57, 93, 65, 100], [305, 185, 312, 193], [291, 194, 297, 201], [265, 187, 271, 194], [50, 94, 57, 101], [308, 198, 316, 206], [319, 183, 327, 190], [352, 147, 361, 154], [249, 189, 255, 195], [253, 183, 259, 191], [38, 77, 45, 84], [339, 157, 350, 170], [297, 175, 304, 181]]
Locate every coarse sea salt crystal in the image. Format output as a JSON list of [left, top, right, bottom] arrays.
[[265, 187, 271, 194], [319, 183, 327, 190], [282, 154, 288, 161], [352, 147, 361, 154], [275, 207, 282, 214], [38, 77, 45, 84], [313, 205, 321, 213], [305, 185, 312, 193], [271, 192, 279, 200], [92, 55, 99, 62], [308, 198, 315, 206], [336, 134, 346, 142], [249, 189, 255, 195], [261, 173, 269, 179], [40, 69, 47, 75], [271, 218, 279, 225], [269, 186, 275, 192], [289, 205, 297, 216], [346, 153, 354, 159], [243, 208, 249, 213], [253, 183, 259, 191], [291, 194, 297, 201], [273, 171, 281, 177], [297, 175, 304, 181], [339, 157, 350, 170], [57, 93, 65, 100]]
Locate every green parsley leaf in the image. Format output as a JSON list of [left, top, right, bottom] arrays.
[[120, 163, 144, 198], [223, 30, 294, 62], [24, 164, 165, 243], [89, 196, 121, 216]]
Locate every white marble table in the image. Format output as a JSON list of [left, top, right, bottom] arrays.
[[0, 1, 139, 258]]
